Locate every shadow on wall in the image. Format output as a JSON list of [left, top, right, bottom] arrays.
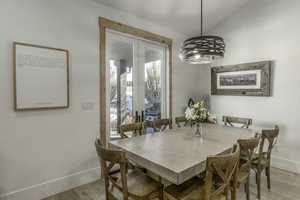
[[0, 190, 8, 200], [270, 60, 276, 97], [0, 154, 9, 200], [14, 107, 73, 118], [0, 193, 8, 200]]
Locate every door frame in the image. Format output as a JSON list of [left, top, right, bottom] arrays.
[[99, 17, 173, 146]]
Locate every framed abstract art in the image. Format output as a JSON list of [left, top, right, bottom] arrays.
[[13, 42, 70, 111]]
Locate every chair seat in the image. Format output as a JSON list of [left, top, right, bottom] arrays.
[[164, 177, 226, 200], [252, 158, 268, 167], [240, 152, 268, 168], [110, 169, 162, 198], [237, 168, 249, 184], [251, 153, 268, 167]]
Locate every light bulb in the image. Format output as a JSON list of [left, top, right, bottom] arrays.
[[194, 54, 201, 59]]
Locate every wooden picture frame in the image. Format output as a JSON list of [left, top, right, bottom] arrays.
[[13, 42, 70, 111], [211, 61, 271, 96], [99, 17, 173, 146]]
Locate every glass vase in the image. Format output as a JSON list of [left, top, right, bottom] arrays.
[[194, 123, 203, 137]]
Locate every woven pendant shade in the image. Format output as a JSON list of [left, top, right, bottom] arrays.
[[179, 0, 225, 64]]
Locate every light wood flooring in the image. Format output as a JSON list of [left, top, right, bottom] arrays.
[[43, 168, 300, 200]]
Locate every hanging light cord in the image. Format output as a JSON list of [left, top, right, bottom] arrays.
[[201, 0, 203, 36]]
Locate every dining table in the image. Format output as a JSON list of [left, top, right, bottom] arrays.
[[109, 123, 257, 185]]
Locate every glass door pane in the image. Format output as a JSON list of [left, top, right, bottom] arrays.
[[107, 31, 168, 138], [141, 42, 166, 133], [107, 32, 135, 139]]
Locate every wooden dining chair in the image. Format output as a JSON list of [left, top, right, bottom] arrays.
[[95, 139, 164, 200], [118, 123, 147, 171], [223, 116, 252, 129], [119, 122, 144, 139], [237, 137, 260, 200], [164, 144, 240, 200], [150, 118, 172, 132], [251, 125, 279, 200], [175, 116, 187, 127]]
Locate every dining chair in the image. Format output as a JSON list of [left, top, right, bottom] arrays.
[[164, 144, 240, 200], [95, 139, 164, 200], [207, 114, 218, 124], [175, 116, 187, 127], [223, 116, 252, 128], [150, 118, 172, 132], [251, 125, 279, 200], [119, 122, 144, 138], [118, 122, 147, 171], [237, 137, 260, 200]]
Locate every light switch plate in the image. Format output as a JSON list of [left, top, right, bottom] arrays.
[[81, 102, 94, 110]]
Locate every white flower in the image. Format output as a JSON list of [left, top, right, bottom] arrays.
[[200, 108, 207, 112], [185, 107, 195, 120], [193, 103, 200, 109], [185, 101, 211, 123]]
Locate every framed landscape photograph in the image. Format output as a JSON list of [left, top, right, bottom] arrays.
[[211, 61, 271, 96], [13, 42, 70, 111]]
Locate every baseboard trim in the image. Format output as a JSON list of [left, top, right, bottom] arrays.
[[272, 156, 300, 175], [0, 166, 101, 200]]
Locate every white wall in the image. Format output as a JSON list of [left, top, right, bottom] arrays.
[[0, 0, 207, 199], [209, 0, 300, 174]]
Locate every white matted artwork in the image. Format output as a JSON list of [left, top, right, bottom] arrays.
[[13, 42, 69, 111], [211, 61, 271, 96], [217, 70, 261, 90]]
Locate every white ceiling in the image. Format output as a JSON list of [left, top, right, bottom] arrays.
[[93, 0, 251, 36]]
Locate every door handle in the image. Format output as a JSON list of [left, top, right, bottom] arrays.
[[141, 110, 144, 122], [135, 111, 139, 122]]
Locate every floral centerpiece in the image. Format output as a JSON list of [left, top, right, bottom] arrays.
[[185, 101, 216, 136]]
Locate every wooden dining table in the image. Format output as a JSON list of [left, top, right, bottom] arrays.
[[109, 123, 257, 185]]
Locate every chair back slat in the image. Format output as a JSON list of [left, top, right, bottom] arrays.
[[203, 144, 240, 200], [95, 139, 129, 200], [238, 138, 260, 170], [119, 122, 144, 138], [175, 116, 187, 127], [258, 125, 279, 162], [150, 118, 172, 132], [223, 116, 252, 128]]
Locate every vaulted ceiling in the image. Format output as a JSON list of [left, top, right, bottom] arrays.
[[93, 0, 251, 36]]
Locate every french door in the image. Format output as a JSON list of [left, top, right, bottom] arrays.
[[107, 30, 168, 139]]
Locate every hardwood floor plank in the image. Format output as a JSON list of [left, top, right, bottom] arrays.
[[43, 190, 79, 200], [72, 180, 105, 200], [44, 168, 300, 200]]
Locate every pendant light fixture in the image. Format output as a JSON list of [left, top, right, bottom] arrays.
[[179, 0, 225, 64]]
